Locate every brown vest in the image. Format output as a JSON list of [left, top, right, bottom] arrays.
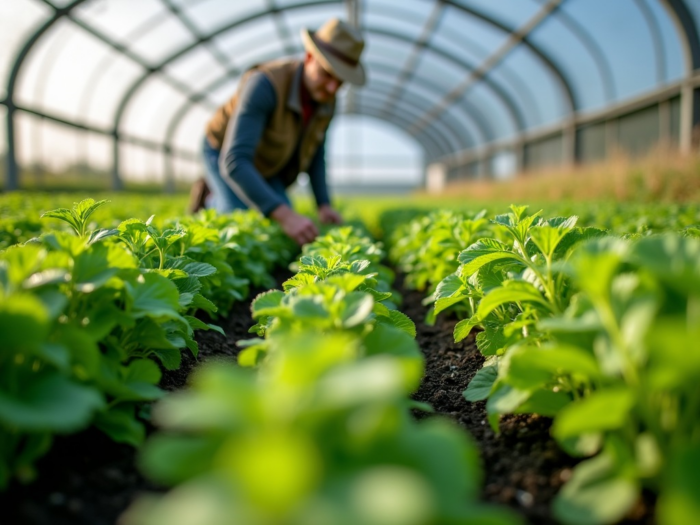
[[205, 59, 334, 181]]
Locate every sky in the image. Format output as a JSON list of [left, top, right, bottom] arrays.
[[0, 0, 691, 187]]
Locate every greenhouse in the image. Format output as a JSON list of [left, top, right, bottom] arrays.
[[1, 1, 700, 525], [2, 0, 699, 191]]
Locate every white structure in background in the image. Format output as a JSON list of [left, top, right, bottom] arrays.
[[426, 162, 447, 194]]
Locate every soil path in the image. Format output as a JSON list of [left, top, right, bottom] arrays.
[[1, 286, 268, 525], [396, 273, 655, 525], [1, 270, 654, 525]]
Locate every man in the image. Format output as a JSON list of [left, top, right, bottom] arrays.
[[201, 18, 366, 245]]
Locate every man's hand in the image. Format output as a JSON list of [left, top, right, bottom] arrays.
[[270, 204, 319, 245], [318, 204, 343, 225]]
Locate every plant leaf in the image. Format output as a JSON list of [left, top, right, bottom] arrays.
[[464, 365, 498, 402], [553, 450, 638, 525], [0, 373, 104, 432], [552, 388, 634, 441]]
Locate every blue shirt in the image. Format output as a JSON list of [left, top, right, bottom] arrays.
[[219, 71, 331, 216]]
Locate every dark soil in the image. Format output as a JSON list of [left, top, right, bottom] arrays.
[[0, 275, 289, 525], [395, 273, 656, 525], [1, 267, 655, 525]]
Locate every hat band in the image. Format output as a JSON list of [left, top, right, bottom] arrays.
[[311, 33, 359, 68]]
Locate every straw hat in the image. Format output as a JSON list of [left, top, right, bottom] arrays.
[[301, 18, 366, 86]]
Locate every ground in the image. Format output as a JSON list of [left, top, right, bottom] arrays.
[[1, 272, 656, 525]]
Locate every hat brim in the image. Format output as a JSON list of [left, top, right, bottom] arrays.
[[301, 29, 366, 86]]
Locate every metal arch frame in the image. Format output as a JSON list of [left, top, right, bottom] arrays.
[[159, 0, 245, 190], [407, 0, 578, 137], [25, 15, 76, 182], [353, 80, 476, 151], [363, 1, 543, 128], [161, 0, 239, 77], [4, 0, 227, 189], [376, 1, 445, 119], [8, 99, 199, 160], [346, 107, 445, 161], [359, 84, 475, 150], [349, 92, 456, 155], [74, 2, 201, 142], [120, 16, 528, 145], [542, 3, 616, 102], [5, 0, 697, 191], [364, 26, 526, 134], [111, 0, 344, 189], [361, 59, 493, 142], [264, 0, 300, 57], [160, 57, 463, 182], [662, 0, 700, 72], [61, 7, 221, 111], [118, 6, 530, 186], [157, 0, 574, 162], [34, 0, 232, 188], [351, 92, 458, 157], [159, 48, 498, 184], [635, 0, 668, 85], [7, 0, 552, 189], [113, 4, 532, 162], [335, 96, 447, 159], [346, 101, 446, 160], [14, 0, 545, 188], [660, 0, 700, 153], [4, 0, 90, 190], [443, 0, 578, 111]]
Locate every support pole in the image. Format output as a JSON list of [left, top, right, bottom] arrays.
[[659, 99, 670, 145], [679, 81, 694, 153], [164, 144, 175, 194], [562, 118, 577, 167], [111, 132, 123, 191], [346, 0, 359, 27], [514, 140, 525, 175], [5, 100, 18, 190]]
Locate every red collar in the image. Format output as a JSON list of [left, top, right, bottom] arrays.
[[300, 74, 317, 127]]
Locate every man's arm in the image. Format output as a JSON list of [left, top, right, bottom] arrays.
[[219, 72, 286, 216], [308, 136, 342, 224], [220, 71, 318, 244]]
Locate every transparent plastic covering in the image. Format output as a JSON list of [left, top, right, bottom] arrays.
[[1, 0, 698, 188]]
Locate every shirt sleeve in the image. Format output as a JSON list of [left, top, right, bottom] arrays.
[[307, 135, 331, 208], [219, 71, 286, 216]]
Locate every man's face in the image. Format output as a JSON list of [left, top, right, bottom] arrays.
[[303, 52, 343, 103]]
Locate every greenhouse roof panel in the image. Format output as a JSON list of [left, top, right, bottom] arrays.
[[3, 0, 700, 179]]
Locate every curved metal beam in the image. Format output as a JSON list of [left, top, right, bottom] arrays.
[[336, 98, 445, 159], [159, 0, 548, 160], [347, 102, 445, 160], [154, 18, 522, 183], [75, 5, 176, 133], [408, 1, 575, 137], [546, 5, 616, 101], [662, 0, 700, 72], [377, 1, 445, 118], [349, 95, 452, 156], [117, 2, 528, 157], [354, 81, 475, 150], [4, 0, 89, 190], [161, 51, 495, 183], [442, 0, 577, 113], [112, 0, 341, 187], [364, 60, 493, 142], [365, 25, 526, 133], [161, 53, 495, 169], [366, 1, 543, 127], [636, 0, 667, 85], [352, 93, 455, 156]]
